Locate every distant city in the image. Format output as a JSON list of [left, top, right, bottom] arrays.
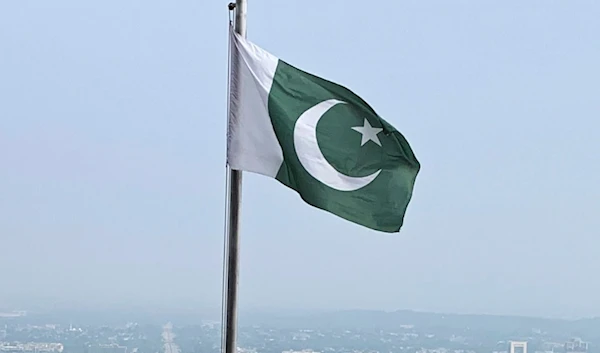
[[1, 309, 598, 353]]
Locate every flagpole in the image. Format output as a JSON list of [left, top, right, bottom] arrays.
[[223, 1, 246, 353]]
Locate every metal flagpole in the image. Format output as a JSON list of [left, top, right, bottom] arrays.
[[222, 1, 246, 353]]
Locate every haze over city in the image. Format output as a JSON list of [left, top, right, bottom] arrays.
[[1, 0, 599, 321]]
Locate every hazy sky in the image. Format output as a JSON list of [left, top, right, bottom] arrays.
[[1, 1, 599, 319]]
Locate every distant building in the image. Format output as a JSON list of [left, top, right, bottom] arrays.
[[0, 311, 26, 318], [87, 344, 127, 353], [0, 343, 63, 353], [565, 338, 589, 353], [509, 341, 528, 353]]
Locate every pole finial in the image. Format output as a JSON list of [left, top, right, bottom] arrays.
[[228, 2, 236, 10]]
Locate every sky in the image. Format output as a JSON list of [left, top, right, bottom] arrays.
[[1, 1, 599, 319]]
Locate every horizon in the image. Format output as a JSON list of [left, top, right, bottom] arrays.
[[2, 304, 599, 322]]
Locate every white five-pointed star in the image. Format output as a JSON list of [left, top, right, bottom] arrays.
[[351, 118, 383, 146]]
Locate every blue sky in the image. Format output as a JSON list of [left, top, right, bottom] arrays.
[[1, 1, 599, 318]]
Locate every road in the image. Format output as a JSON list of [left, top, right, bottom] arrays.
[[162, 323, 181, 353]]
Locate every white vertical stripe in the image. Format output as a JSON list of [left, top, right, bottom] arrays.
[[227, 30, 284, 178]]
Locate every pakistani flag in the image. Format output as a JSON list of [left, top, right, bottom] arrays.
[[227, 29, 420, 232]]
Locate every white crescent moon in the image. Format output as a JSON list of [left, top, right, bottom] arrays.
[[293, 99, 382, 192]]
